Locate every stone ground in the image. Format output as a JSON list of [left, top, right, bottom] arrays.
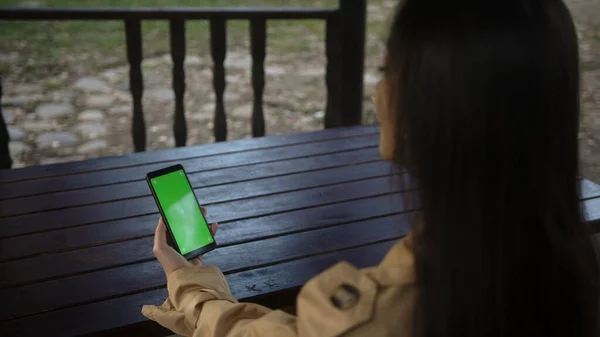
[[1, 0, 600, 185], [572, 0, 600, 182]]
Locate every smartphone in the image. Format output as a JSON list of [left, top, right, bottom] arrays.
[[146, 164, 216, 259]]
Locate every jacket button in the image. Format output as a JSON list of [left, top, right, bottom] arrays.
[[329, 283, 360, 310]]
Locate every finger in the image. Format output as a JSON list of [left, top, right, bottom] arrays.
[[210, 222, 219, 236], [154, 218, 168, 250], [201, 206, 207, 217], [141, 305, 158, 320], [190, 256, 203, 266]]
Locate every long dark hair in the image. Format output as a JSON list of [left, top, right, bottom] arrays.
[[385, 1, 599, 336]]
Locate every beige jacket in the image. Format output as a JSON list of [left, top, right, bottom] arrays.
[[142, 234, 416, 337]]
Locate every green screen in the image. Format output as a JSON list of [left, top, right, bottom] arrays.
[[150, 169, 213, 255]]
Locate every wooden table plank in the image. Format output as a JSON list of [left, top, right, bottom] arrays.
[[0, 191, 408, 287], [0, 214, 411, 321], [2, 178, 597, 262], [0, 192, 405, 262], [0, 133, 378, 200], [4, 190, 599, 290], [0, 125, 378, 183], [1, 158, 390, 217], [0, 175, 408, 238], [0, 240, 395, 337], [0, 146, 380, 214], [584, 197, 600, 226], [581, 179, 600, 199], [4, 176, 598, 239]]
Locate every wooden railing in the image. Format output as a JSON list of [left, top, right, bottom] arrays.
[[0, 1, 367, 169]]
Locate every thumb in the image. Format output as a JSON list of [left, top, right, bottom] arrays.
[[141, 305, 191, 336], [142, 304, 181, 322], [141, 305, 158, 320]]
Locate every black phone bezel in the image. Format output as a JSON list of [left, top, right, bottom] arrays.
[[146, 164, 217, 260]]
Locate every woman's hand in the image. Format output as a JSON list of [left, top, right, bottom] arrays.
[[152, 206, 218, 277]]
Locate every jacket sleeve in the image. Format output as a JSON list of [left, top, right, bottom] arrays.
[[142, 261, 385, 337], [141, 265, 298, 337]]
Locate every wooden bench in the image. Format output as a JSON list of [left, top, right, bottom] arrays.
[[0, 2, 367, 169], [1, 125, 600, 336]]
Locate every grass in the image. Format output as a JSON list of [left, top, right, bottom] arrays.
[[0, 0, 391, 79]]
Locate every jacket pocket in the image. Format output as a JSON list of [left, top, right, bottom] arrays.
[[297, 262, 377, 337]]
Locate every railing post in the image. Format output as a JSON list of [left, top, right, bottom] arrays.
[[0, 80, 12, 169], [337, 0, 366, 127], [325, 15, 343, 128], [170, 19, 187, 147], [250, 18, 266, 138], [125, 19, 146, 152], [211, 18, 227, 142]]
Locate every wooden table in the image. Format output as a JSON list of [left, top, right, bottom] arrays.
[[1, 125, 599, 337]]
